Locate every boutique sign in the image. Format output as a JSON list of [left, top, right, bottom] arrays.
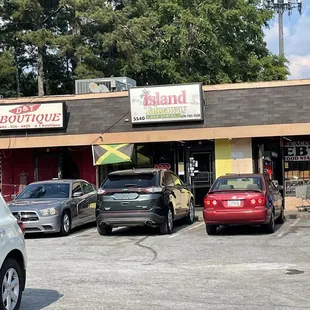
[[129, 83, 204, 124], [0, 102, 64, 130], [284, 141, 310, 161]]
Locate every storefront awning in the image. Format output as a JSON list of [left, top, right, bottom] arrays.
[[92, 144, 134, 165]]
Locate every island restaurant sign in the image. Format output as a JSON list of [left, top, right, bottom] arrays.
[[284, 141, 310, 161], [129, 83, 204, 124], [0, 102, 64, 130]]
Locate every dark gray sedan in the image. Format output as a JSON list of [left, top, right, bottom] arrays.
[[8, 179, 98, 236]]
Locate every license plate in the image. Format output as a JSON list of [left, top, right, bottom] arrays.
[[228, 200, 241, 207], [113, 193, 138, 200]]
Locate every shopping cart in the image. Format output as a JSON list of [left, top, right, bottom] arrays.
[[295, 184, 310, 212]]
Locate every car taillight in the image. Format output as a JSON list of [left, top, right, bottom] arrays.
[[17, 220, 25, 235], [142, 187, 163, 193], [204, 196, 218, 207], [250, 196, 266, 206]]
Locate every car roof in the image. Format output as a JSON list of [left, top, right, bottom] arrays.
[[219, 173, 265, 179], [108, 168, 168, 176], [29, 179, 88, 185]]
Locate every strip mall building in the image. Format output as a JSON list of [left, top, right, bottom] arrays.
[[1, 79, 310, 210]]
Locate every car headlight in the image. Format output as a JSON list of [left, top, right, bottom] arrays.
[[40, 208, 59, 217]]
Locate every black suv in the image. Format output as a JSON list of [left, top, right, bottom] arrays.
[[96, 169, 195, 235]]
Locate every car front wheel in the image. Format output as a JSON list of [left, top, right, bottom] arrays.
[[0, 258, 23, 310], [60, 211, 71, 236]]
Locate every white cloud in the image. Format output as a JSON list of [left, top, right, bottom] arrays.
[[265, 5, 310, 79], [287, 55, 310, 79]]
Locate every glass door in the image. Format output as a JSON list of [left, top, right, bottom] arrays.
[[187, 151, 214, 207]]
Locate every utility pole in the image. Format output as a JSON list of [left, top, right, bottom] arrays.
[[263, 0, 302, 56]]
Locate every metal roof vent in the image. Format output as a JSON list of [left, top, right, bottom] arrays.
[[75, 77, 137, 94]]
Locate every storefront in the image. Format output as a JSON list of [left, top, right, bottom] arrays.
[[1, 78, 310, 209]]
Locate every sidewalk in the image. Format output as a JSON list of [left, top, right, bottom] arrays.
[[194, 208, 310, 221]]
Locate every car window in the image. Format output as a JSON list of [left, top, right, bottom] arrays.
[[163, 173, 174, 187], [16, 183, 70, 199], [211, 177, 263, 191], [171, 174, 182, 186], [72, 182, 83, 196], [81, 182, 95, 194], [102, 173, 156, 189]]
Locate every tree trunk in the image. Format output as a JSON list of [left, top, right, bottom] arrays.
[[14, 48, 20, 97], [37, 47, 45, 96]]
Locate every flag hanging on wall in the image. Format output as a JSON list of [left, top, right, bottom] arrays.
[[92, 144, 134, 165]]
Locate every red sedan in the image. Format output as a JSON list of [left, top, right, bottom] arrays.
[[203, 174, 284, 235]]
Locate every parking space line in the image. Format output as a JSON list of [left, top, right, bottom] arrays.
[[277, 218, 301, 238], [187, 222, 205, 231], [168, 222, 204, 238], [290, 218, 301, 227]]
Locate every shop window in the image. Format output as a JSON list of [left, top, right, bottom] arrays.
[[284, 141, 310, 196]]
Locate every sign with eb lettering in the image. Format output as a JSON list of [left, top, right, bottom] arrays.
[[0, 102, 64, 130], [284, 141, 310, 161]]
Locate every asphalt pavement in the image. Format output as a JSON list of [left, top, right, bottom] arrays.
[[21, 214, 310, 310]]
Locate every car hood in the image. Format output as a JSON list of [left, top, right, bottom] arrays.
[[8, 199, 65, 211]]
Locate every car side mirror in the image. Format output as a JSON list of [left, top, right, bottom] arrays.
[[72, 191, 83, 198], [278, 185, 284, 191]]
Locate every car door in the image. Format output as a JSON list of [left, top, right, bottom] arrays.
[[81, 181, 97, 221], [163, 172, 182, 219], [171, 173, 189, 217], [72, 181, 89, 223]]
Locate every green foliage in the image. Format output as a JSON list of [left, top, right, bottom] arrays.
[[0, 0, 289, 98]]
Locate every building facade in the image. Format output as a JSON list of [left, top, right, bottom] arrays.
[[1, 79, 310, 209]]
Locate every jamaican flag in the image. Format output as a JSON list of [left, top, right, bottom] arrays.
[[92, 144, 134, 165]]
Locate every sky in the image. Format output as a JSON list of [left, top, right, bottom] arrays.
[[264, 2, 310, 80]]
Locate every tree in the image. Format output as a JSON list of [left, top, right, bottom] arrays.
[[0, 0, 289, 98]]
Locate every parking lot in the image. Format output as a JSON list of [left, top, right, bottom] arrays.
[[21, 214, 310, 310]]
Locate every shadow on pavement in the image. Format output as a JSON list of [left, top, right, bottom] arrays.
[[216, 223, 284, 236], [21, 288, 63, 310], [24, 221, 97, 239], [108, 219, 194, 237]]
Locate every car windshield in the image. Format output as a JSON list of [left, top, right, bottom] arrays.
[[211, 177, 263, 191], [102, 174, 156, 189], [16, 183, 70, 199]]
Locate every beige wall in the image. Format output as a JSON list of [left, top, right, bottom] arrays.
[[215, 138, 253, 177], [231, 138, 253, 174]]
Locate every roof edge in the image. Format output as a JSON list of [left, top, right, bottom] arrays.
[[0, 78, 309, 104]]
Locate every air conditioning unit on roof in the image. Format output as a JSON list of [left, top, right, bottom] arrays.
[[75, 77, 137, 94]]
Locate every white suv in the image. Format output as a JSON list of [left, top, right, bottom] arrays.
[[0, 194, 27, 310]]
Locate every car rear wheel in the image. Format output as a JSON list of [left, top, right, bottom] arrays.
[[276, 207, 285, 224], [60, 211, 71, 236], [185, 200, 195, 224], [206, 224, 217, 235], [97, 224, 113, 236], [264, 211, 275, 234], [159, 207, 174, 235], [0, 258, 23, 310]]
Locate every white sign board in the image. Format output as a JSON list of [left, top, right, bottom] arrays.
[[129, 83, 204, 124], [284, 141, 310, 161], [0, 102, 64, 130]]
